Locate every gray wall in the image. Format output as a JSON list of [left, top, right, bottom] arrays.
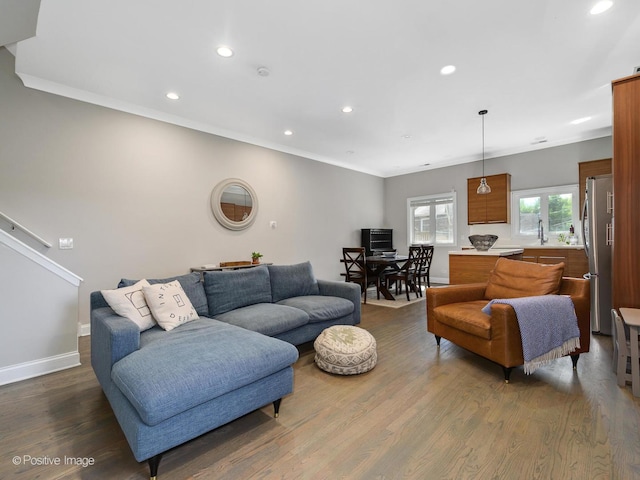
[[0, 48, 384, 327], [384, 137, 612, 281]]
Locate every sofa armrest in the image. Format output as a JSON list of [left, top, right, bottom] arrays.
[[90, 298, 141, 390], [426, 283, 488, 308], [317, 279, 361, 324]]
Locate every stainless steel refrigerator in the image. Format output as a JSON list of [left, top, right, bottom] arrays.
[[581, 175, 613, 335]]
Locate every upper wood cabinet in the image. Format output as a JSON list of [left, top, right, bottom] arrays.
[[578, 158, 612, 210], [612, 74, 640, 309], [467, 173, 511, 224]]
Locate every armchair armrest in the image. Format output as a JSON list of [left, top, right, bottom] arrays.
[[426, 283, 488, 308], [559, 277, 591, 353]]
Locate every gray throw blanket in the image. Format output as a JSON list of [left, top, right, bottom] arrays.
[[482, 295, 580, 374]]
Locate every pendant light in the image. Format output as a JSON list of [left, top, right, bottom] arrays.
[[477, 109, 491, 194]]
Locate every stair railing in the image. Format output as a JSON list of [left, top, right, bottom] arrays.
[[0, 211, 52, 248]]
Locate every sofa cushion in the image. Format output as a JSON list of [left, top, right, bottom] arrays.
[[277, 295, 354, 323], [268, 262, 320, 302], [214, 303, 309, 336], [203, 266, 273, 316], [119, 273, 208, 317], [111, 319, 299, 426], [101, 279, 156, 331], [434, 300, 492, 340], [142, 280, 199, 331], [484, 258, 565, 300]]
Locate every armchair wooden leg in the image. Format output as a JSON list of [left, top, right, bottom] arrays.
[[571, 354, 580, 370], [502, 367, 513, 383], [435, 335, 441, 347]]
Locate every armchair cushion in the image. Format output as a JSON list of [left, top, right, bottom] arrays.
[[484, 258, 565, 300]]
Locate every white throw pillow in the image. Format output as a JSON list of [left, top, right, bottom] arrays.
[[142, 280, 199, 331], [101, 279, 156, 331]]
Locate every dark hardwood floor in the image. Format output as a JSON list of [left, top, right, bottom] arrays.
[[2, 301, 640, 479]]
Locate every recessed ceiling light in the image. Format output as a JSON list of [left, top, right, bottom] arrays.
[[401, 134, 411, 139], [166, 92, 180, 100], [216, 46, 234, 58], [590, 1, 613, 15], [571, 116, 592, 125], [440, 65, 456, 75], [342, 106, 353, 113], [284, 130, 293, 136]]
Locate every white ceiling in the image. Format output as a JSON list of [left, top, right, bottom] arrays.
[[11, 0, 640, 177]]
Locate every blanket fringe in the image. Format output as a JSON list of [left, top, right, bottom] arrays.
[[523, 337, 580, 375]]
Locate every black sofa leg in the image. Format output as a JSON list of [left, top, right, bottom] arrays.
[[435, 335, 441, 347], [502, 367, 513, 384], [273, 398, 282, 418], [148, 453, 163, 480], [571, 354, 580, 370]]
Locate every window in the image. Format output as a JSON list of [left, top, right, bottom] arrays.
[[407, 192, 456, 246], [511, 185, 580, 242]]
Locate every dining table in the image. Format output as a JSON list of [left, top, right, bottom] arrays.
[[365, 255, 409, 300]]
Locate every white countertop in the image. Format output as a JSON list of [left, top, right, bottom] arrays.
[[449, 248, 524, 256], [461, 244, 585, 250], [497, 244, 585, 250]]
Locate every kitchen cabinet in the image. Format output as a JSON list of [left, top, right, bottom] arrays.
[[521, 247, 588, 279], [578, 158, 611, 212], [448, 249, 523, 284], [467, 173, 511, 225], [612, 74, 640, 309]]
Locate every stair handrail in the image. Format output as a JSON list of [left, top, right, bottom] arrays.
[[0, 211, 52, 248]]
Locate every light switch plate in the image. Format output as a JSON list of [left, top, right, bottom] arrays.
[[59, 238, 74, 249]]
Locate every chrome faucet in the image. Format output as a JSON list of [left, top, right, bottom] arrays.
[[538, 219, 547, 245]]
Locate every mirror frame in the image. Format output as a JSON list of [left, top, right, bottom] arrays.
[[210, 178, 259, 231]]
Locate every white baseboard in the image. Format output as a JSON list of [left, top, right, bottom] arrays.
[[430, 276, 449, 285], [78, 322, 91, 337], [0, 352, 81, 386]]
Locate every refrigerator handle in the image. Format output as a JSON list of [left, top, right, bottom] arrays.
[[581, 196, 589, 259]]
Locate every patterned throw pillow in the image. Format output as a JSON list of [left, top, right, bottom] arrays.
[[142, 280, 199, 331], [101, 279, 156, 331]]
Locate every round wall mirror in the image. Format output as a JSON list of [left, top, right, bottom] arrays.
[[210, 178, 259, 230]]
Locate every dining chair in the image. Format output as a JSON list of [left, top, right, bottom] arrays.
[[342, 247, 379, 304], [612, 308, 639, 388], [414, 245, 434, 294], [384, 246, 421, 301]]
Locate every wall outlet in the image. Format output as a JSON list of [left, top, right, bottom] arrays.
[[270, 221, 277, 229], [59, 238, 73, 249]]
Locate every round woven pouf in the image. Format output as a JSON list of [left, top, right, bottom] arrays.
[[314, 325, 377, 375]]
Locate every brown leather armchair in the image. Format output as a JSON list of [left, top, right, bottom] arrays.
[[426, 258, 590, 382]]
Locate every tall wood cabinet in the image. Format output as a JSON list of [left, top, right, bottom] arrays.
[[467, 173, 511, 224], [612, 74, 640, 309]]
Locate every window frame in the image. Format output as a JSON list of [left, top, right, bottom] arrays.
[[406, 191, 457, 247], [510, 184, 580, 242]]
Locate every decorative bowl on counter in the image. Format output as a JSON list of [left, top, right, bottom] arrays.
[[468, 234, 498, 251]]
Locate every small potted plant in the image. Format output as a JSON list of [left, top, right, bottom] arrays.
[[251, 252, 263, 265]]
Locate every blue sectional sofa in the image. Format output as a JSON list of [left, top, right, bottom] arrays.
[[90, 262, 360, 479]]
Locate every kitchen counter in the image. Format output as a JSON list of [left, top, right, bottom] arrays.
[[448, 249, 523, 284], [494, 244, 584, 250], [450, 248, 524, 256]]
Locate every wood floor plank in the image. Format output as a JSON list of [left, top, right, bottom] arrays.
[[1, 301, 640, 479]]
